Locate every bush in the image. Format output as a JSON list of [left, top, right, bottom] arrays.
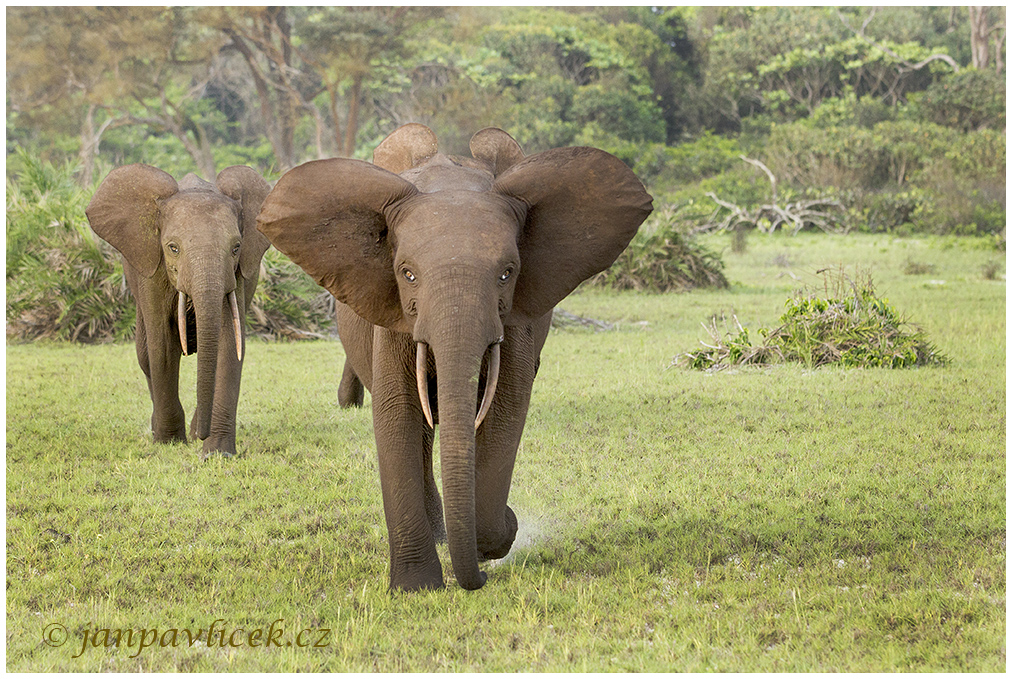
[[6, 149, 134, 343], [752, 120, 1005, 235], [677, 270, 947, 370], [249, 250, 335, 340], [917, 68, 1006, 132], [589, 205, 728, 292]]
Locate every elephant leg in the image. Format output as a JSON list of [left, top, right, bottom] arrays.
[[372, 328, 444, 591], [473, 321, 546, 561], [141, 306, 187, 444], [421, 423, 446, 543], [201, 296, 245, 458], [338, 360, 364, 408], [135, 308, 153, 400]]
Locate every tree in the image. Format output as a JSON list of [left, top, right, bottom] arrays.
[[204, 7, 307, 170], [295, 7, 441, 158], [8, 7, 231, 183], [7, 7, 167, 184], [969, 7, 1006, 74]]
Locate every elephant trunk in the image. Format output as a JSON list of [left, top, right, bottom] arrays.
[[432, 339, 488, 590], [191, 279, 226, 441], [420, 292, 503, 590]]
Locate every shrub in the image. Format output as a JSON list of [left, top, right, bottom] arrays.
[[917, 68, 1006, 132], [249, 250, 335, 340], [5, 149, 134, 343], [677, 270, 947, 370], [589, 205, 728, 292]]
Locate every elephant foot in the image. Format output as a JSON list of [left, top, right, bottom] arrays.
[[153, 431, 187, 445], [477, 506, 518, 562], [153, 411, 187, 444], [338, 368, 364, 408], [201, 437, 237, 460], [390, 560, 445, 592]]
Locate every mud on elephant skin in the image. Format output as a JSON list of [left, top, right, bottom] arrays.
[[258, 124, 652, 591], [86, 164, 271, 458]]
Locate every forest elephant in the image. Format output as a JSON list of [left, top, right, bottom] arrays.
[[86, 165, 271, 458], [257, 124, 652, 591]]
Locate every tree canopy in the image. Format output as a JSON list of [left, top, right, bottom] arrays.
[[8, 6, 1004, 183]]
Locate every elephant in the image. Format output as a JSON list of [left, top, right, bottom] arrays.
[[257, 124, 652, 591], [86, 164, 271, 458]]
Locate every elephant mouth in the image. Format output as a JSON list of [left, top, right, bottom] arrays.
[[177, 290, 244, 361], [415, 340, 501, 431]]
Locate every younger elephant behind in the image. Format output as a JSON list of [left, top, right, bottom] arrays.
[[86, 165, 271, 457]]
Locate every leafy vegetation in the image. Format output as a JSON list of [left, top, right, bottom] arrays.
[[678, 270, 948, 371], [5, 150, 133, 343], [7, 234, 1004, 671], [589, 206, 728, 293]]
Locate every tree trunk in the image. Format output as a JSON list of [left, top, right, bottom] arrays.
[[969, 7, 992, 70], [994, 25, 1006, 75], [78, 104, 99, 188], [342, 75, 363, 158], [77, 105, 126, 187]]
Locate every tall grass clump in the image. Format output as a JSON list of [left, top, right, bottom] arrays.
[[590, 205, 728, 292], [6, 150, 135, 343], [677, 269, 948, 371]]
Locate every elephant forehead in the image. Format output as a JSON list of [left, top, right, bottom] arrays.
[[162, 192, 240, 224], [161, 193, 242, 241], [389, 191, 523, 241], [402, 155, 493, 193]]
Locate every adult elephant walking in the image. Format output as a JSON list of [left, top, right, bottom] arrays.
[[258, 124, 652, 590], [86, 165, 271, 458]]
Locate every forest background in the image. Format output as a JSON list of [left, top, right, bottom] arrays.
[[5, 6, 1006, 341]]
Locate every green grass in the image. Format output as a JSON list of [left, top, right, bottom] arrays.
[[6, 233, 1005, 671]]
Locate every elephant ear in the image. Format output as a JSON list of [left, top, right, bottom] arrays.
[[493, 147, 653, 325], [257, 158, 419, 332], [372, 123, 439, 173], [469, 127, 525, 176], [85, 164, 179, 278], [216, 165, 272, 280]]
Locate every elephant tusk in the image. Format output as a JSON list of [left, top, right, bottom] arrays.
[[228, 290, 243, 362], [416, 342, 434, 429], [177, 292, 188, 355], [475, 342, 501, 431]]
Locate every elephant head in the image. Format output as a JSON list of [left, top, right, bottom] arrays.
[[86, 164, 270, 443], [258, 125, 651, 589]]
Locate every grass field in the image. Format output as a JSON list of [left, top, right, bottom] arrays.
[[6, 232, 1006, 671]]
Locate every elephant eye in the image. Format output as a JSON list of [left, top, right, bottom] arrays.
[[500, 267, 514, 282], [167, 243, 179, 255], [232, 243, 241, 257], [402, 269, 416, 283]]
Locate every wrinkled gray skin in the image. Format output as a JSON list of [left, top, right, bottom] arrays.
[[258, 124, 652, 591], [86, 165, 270, 457]]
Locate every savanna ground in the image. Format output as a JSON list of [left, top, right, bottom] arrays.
[[6, 232, 1006, 671]]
